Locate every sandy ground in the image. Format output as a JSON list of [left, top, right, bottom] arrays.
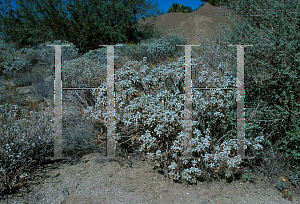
[[1, 152, 299, 204]]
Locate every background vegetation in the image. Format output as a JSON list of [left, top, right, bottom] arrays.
[[201, 0, 230, 7], [0, 0, 165, 55], [166, 2, 198, 14], [0, 0, 299, 199], [224, 0, 300, 173]]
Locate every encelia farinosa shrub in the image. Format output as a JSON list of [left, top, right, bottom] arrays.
[[0, 103, 54, 195], [83, 55, 265, 184]]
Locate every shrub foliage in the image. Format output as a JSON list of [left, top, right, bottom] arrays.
[[83, 48, 265, 184], [0, 0, 165, 56], [0, 104, 54, 195], [223, 0, 300, 172]]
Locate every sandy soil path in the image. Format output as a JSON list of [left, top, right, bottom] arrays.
[[2, 152, 299, 204]]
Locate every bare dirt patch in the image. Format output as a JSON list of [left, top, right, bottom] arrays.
[[2, 152, 299, 204]]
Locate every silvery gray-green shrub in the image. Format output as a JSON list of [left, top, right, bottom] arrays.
[[29, 39, 82, 71], [83, 55, 265, 184], [61, 47, 108, 89], [0, 103, 54, 195], [0, 39, 35, 77], [0, 39, 81, 78], [60, 34, 187, 100], [119, 34, 187, 65]]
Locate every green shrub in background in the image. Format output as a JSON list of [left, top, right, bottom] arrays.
[[202, 0, 230, 7], [279, 120, 300, 171], [166, 2, 206, 14], [166, 3, 194, 14], [221, 0, 300, 174], [241, 169, 255, 182], [0, 0, 165, 56]]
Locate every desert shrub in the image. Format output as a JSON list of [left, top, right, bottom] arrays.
[[83, 55, 265, 184], [76, 44, 125, 63], [0, 39, 16, 67], [31, 40, 82, 67], [0, 79, 28, 108], [0, 39, 81, 79], [0, 103, 54, 195], [119, 34, 188, 65], [7, 39, 91, 104], [0, 39, 16, 75], [29, 70, 53, 103], [221, 0, 300, 173], [61, 50, 108, 89], [0, 39, 35, 77], [61, 99, 99, 159], [278, 120, 300, 171], [60, 40, 146, 91]]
